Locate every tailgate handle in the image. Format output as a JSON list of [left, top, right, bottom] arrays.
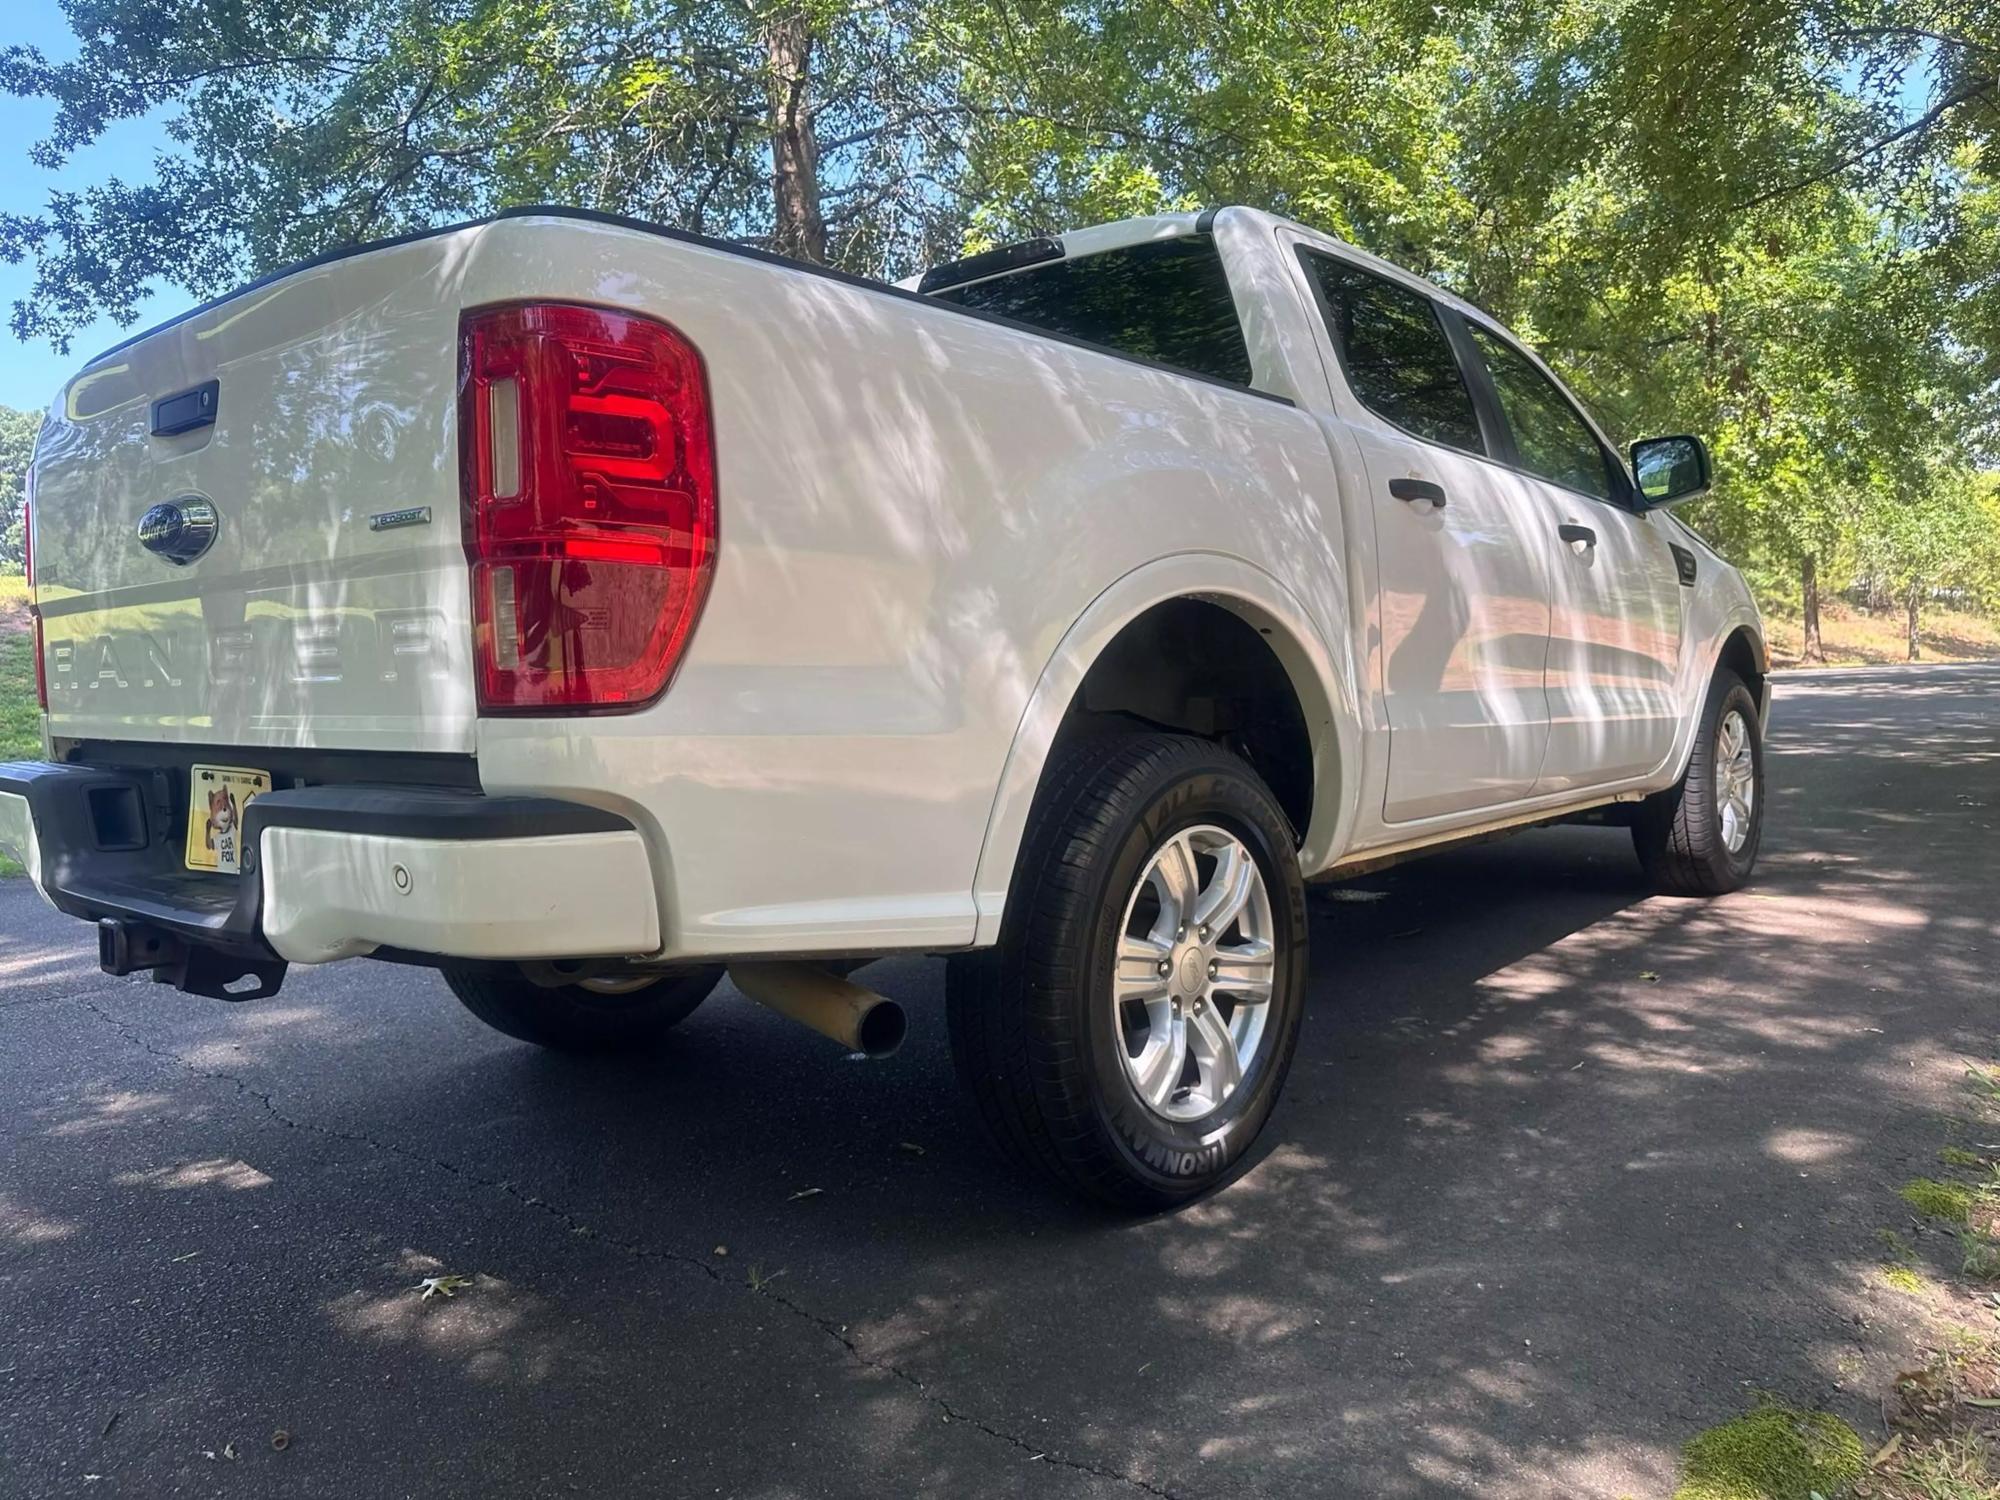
[[152, 380, 219, 437]]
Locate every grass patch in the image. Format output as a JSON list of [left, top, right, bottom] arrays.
[[1906, 1179, 1978, 1224], [0, 617, 37, 877], [1962, 1233, 2000, 1282], [1944, 1148, 1989, 1170], [1874, 1432, 2000, 1500], [1672, 1403, 1865, 1500]]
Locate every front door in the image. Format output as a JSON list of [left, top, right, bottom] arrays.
[[1458, 323, 1685, 789]]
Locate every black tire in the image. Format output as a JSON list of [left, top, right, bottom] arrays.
[[442, 964, 722, 1052], [1633, 669, 1765, 895], [947, 734, 1309, 1210]]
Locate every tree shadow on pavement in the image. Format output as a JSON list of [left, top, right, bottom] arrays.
[[5, 667, 1996, 1498]]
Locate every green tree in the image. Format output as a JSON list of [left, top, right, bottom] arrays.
[[0, 0, 984, 349], [3, 0, 1995, 642], [1857, 465, 2000, 657], [0, 405, 39, 573]]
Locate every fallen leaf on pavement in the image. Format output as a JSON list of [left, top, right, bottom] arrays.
[[414, 1274, 472, 1302], [788, 1187, 823, 1202]]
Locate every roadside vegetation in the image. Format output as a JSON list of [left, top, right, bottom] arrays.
[[1674, 1065, 2000, 1500], [0, 574, 35, 875], [1766, 602, 2000, 670], [0, 0, 1994, 662]]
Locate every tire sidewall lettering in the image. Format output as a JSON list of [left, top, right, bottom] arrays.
[[1078, 758, 1307, 1194]]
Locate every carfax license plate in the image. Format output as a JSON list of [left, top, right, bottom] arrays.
[[184, 764, 270, 875]]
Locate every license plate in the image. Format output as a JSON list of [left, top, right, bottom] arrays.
[[184, 765, 270, 875]]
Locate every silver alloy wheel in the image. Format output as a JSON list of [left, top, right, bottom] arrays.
[[1714, 708, 1757, 853], [1112, 824, 1276, 1123]]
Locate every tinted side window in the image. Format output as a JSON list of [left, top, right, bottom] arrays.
[[930, 236, 1253, 387], [1467, 326, 1618, 503], [1301, 254, 1484, 455]]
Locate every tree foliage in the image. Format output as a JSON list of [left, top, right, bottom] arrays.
[[2, 0, 1996, 635], [0, 405, 38, 572]]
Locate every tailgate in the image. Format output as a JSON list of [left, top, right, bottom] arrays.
[[30, 227, 486, 753]]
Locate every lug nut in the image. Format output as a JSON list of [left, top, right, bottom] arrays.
[[1199, 924, 1211, 941], [1157, 959, 1171, 977], [1209, 959, 1219, 978]]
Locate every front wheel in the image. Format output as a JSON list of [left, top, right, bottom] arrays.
[[442, 963, 723, 1052], [1633, 669, 1765, 895], [947, 734, 1309, 1210]]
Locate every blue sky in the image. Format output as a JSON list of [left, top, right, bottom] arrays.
[[0, 2, 194, 414]]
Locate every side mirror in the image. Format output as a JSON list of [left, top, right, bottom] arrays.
[[1630, 434, 1712, 508]]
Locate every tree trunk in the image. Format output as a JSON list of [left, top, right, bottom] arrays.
[[1907, 583, 1921, 661], [1800, 553, 1824, 664], [764, 11, 827, 265]]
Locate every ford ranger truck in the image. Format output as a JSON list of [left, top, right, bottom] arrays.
[[0, 205, 1770, 1208]]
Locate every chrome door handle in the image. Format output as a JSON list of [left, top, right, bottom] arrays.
[[1389, 478, 1448, 508]]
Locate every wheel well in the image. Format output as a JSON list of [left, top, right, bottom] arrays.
[[1051, 598, 1315, 840], [1717, 627, 1767, 705]]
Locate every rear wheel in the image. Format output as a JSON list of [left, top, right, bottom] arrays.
[[947, 734, 1308, 1209], [1633, 669, 1765, 895], [442, 963, 722, 1052]]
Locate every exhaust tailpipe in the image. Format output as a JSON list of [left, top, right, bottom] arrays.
[[726, 962, 907, 1059]]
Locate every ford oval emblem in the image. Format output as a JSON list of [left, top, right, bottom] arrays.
[[136, 497, 219, 565]]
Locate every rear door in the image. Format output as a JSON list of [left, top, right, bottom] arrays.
[[1458, 323, 1685, 790], [1292, 249, 1553, 823]]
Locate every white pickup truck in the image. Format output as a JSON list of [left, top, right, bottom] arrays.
[[1, 205, 1769, 1206]]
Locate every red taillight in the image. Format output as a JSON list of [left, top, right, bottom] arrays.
[[459, 302, 717, 712]]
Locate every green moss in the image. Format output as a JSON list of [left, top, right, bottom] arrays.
[[1672, 1404, 1866, 1500], [1941, 1146, 1987, 1169], [1881, 1263, 1930, 1295], [1878, 1227, 1916, 1260], [1903, 1177, 1976, 1223]]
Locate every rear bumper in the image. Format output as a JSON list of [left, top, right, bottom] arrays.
[[0, 761, 660, 981]]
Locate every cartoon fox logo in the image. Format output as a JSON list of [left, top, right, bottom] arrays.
[[203, 786, 236, 852]]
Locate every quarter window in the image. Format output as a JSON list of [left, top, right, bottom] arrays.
[[1467, 325, 1619, 503], [1300, 253, 1484, 456], [929, 236, 1254, 388]]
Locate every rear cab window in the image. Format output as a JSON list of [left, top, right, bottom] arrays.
[[927, 236, 1254, 388], [1296, 252, 1486, 457]]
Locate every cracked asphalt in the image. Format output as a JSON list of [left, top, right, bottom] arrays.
[[2, 662, 1997, 1499]]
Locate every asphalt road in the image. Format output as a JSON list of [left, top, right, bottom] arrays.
[[2, 664, 1996, 1499]]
